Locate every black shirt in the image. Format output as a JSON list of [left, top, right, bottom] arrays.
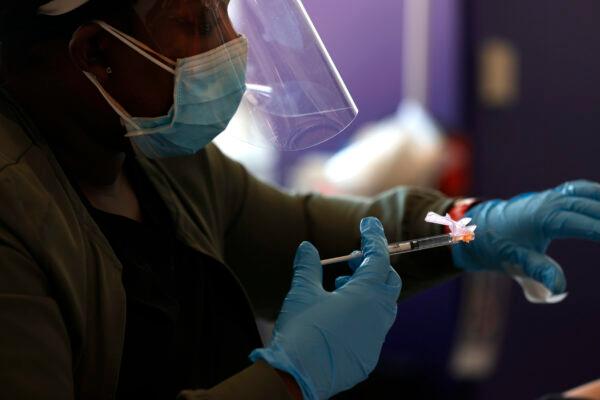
[[79, 157, 262, 399]]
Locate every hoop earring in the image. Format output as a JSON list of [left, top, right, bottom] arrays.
[[106, 67, 113, 75]]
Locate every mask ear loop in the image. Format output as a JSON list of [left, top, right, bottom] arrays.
[[82, 70, 144, 134], [80, 21, 178, 137], [93, 20, 177, 75]]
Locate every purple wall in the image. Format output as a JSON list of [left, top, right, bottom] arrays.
[[302, 0, 406, 147], [303, 0, 463, 133], [282, 0, 462, 182]]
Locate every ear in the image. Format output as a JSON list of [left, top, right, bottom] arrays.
[[69, 23, 112, 84]]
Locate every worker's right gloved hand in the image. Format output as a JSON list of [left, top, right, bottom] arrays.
[[249, 217, 401, 400]]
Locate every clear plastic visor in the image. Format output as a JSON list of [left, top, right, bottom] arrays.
[[131, 0, 358, 151]]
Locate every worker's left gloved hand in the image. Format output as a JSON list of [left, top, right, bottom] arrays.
[[250, 218, 401, 400], [452, 180, 600, 298]]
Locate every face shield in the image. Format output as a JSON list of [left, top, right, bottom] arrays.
[[226, 0, 358, 151], [99, 0, 357, 154]]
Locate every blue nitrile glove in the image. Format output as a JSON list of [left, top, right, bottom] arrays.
[[452, 180, 600, 296], [250, 218, 402, 400]]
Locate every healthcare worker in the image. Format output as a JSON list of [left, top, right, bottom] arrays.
[[1, 1, 599, 400]]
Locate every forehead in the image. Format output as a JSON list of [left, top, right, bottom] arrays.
[[127, 0, 236, 58]]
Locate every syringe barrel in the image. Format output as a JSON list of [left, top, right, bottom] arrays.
[[408, 234, 454, 252]]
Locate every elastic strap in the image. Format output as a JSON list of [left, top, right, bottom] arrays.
[[94, 20, 177, 75], [38, 0, 90, 16], [82, 70, 141, 131]]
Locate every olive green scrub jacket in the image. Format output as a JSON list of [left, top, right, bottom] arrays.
[[0, 94, 460, 399]]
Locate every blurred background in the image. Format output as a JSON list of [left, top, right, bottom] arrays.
[[216, 0, 600, 398]]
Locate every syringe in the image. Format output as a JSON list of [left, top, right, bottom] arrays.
[[321, 233, 474, 266]]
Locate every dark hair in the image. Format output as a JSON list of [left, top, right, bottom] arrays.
[[0, 1, 135, 76]]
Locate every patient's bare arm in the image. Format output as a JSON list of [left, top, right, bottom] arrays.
[[565, 379, 600, 399]]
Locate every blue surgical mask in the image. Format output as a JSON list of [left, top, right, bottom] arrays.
[[84, 21, 248, 159]]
